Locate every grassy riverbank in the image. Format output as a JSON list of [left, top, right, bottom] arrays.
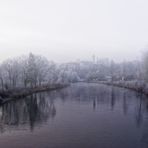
[[0, 83, 70, 104]]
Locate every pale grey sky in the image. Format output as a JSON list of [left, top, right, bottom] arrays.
[[0, 0, 148, 62]]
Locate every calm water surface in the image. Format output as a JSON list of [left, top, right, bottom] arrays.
[[0, 83, 148, 148]]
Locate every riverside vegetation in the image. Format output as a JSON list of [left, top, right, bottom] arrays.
[[0, 52, 148, 103]]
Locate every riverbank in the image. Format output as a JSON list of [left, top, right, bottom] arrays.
[[88, 80, 148, 95], [0, 83, 70, 104]]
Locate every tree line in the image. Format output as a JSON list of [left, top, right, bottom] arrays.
[[0, 52, 148, 90]]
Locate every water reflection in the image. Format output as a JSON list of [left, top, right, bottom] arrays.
[[54, 83, 148, 127], [0, 93, 56, 132], [111, 87, 116, 110], [0, 83, 148, 148], [0, 83, 148, 131]]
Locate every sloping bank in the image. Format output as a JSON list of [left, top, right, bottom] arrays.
[[0, 83, 70, 104], [101, 81, 148, 95], [87, 80, 148, 95]]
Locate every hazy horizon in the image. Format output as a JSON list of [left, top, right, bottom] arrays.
[[1, 0, 148, 62]]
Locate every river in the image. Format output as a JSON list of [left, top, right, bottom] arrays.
[[0, 83, 148, 148]]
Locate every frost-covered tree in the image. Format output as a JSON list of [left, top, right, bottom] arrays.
[[0, 66, 4, 90], [142, 51, 148, 81], [26, 53, 55, 87], [0, 52, 144, 91], [1, 58, 21, 88]]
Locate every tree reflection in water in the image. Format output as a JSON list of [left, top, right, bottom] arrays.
[[0, 93, 56, 132], [0, 83, 148, 146], [55, 83, 148, 128]]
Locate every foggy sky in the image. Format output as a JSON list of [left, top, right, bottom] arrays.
[[0, 0, 148, 62]]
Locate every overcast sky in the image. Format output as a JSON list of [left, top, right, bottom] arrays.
[[0, 0, 148, 62]]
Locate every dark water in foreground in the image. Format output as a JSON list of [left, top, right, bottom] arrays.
[[0, 83, 148, 148]]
